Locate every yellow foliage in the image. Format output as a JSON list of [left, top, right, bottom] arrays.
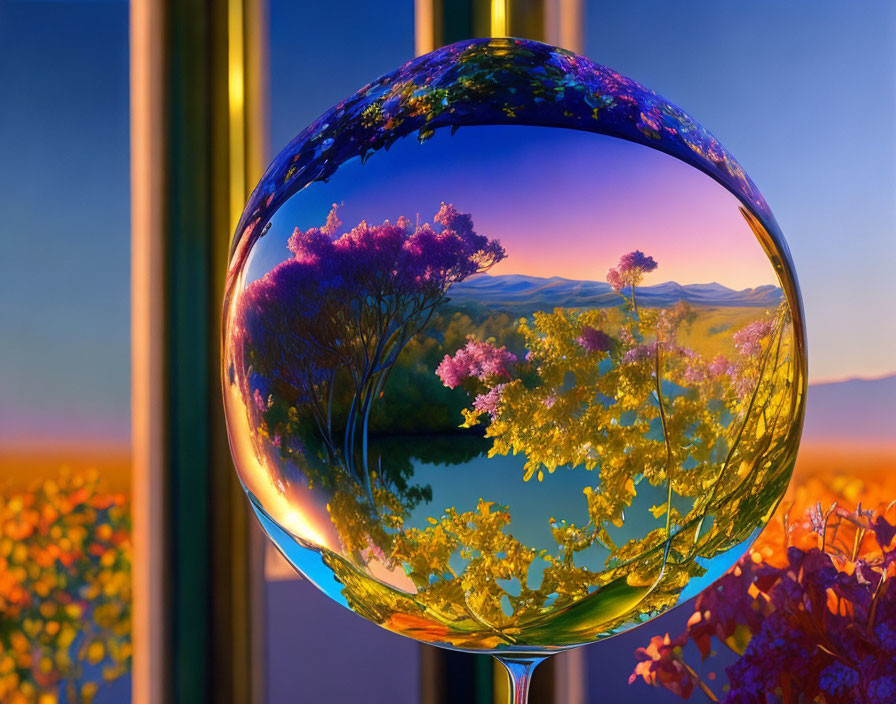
[[302, 298, 801, 651]]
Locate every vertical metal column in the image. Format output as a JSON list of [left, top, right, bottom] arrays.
[[130, 0, 268, 702], [414, 0, 583, 56]]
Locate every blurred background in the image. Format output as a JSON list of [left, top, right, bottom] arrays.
[[0, 0, 893, 702]]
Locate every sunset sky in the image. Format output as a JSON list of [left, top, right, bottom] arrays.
[[0, 0, 893, 450], [265, 125, 779, 291]]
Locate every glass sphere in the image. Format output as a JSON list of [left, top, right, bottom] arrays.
[[223, 38, 806, 655]]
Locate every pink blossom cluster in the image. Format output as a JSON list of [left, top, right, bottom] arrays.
[[733, 319, 774, 357], [682, 353, 732, 385], [617, 327, 636, 346], [435, 337, 518, 389], [656, 302, 696, 343], [655, 309, 676, 342], [606, 267, 625, 293], [364, 536, 387, 563], [576, 326, 613, 353], [473, 383, 507, 419], [731, 370, 759, 400], [708, 354, 731, 377]]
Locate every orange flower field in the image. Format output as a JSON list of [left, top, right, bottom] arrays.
[[0, 469, 131, 703]]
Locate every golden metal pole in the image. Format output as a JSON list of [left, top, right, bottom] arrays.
[[491, 0, 508, 36], [130, 0, 268, 701], [545, 0, 584, 53], [415, 0, 583, 56], [415, 0, 437, 58], [129, 0, 167, 701], [221, 1, 269, 702]]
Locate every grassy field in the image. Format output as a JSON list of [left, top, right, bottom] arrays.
[[674, 305, 776, 358]]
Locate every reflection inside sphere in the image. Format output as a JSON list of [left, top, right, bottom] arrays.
[[223, 122, 803, 653]]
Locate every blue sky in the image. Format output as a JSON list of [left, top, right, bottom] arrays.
[[0, 0, 893, 448], [269, 0, 896, 384], [0, 0, 130, 447], [579, 1, 896, 383]]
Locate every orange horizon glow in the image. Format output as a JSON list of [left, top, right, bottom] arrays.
[[794, 445, 896, 477], [0, 446, 131, 493]]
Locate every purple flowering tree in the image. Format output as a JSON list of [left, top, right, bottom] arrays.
[[230, 203, 505, 501], [607, 249, 658, 314]]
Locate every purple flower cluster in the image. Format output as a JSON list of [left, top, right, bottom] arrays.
[[287, 202, 506, 296], [631, 505, 896, 704], [623, 342, 658, 365], [619, 250, 659, 274], [576, 326, 613, 353], [819, 663, 861, 698], [435, 338, 518, 389], [607, 250, 658, 293], [253, 389, 269, 414]]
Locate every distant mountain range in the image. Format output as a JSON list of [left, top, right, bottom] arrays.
[[802, 374, 896, 448], [448, 273, 783, 312]]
